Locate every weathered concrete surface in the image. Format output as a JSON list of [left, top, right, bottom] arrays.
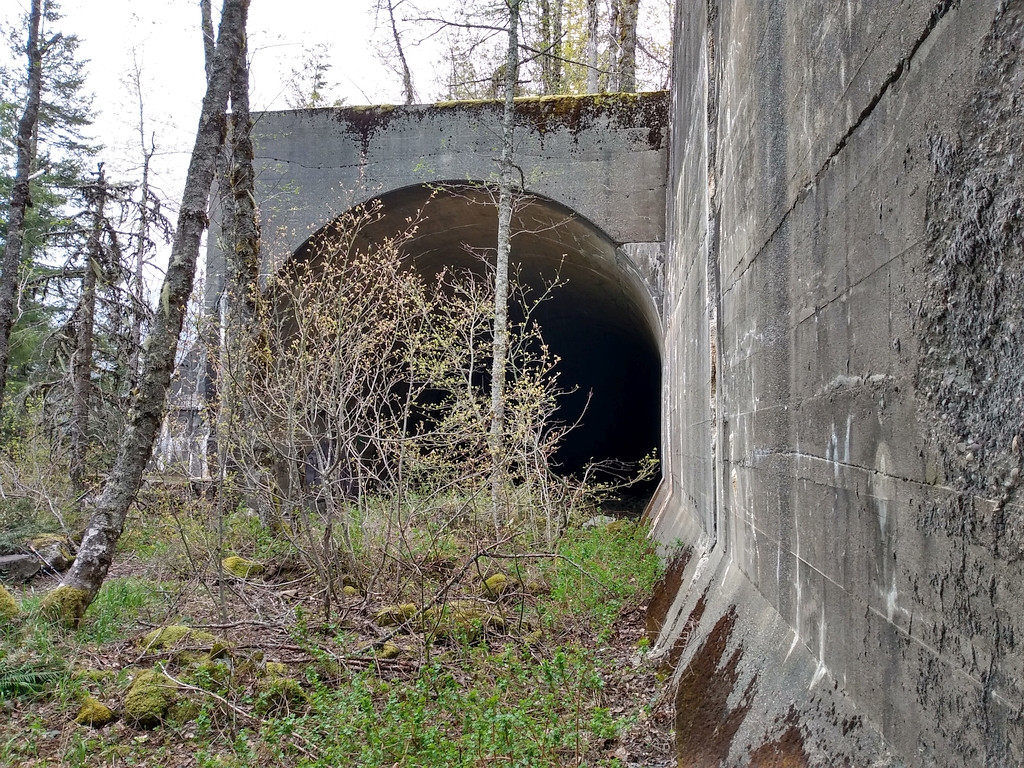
[[206, 92, 669, 313], [649, 0, 1024, 765]]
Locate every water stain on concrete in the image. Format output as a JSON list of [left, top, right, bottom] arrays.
[[675, 605, 757, 767]]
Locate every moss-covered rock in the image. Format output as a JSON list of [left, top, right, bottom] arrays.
[[188, 659, 232, 694], [522, 577, 552, 596], [74, 696, 116, 727], [39, 586, 91, 628], [256, 674, 307, 716], [28, 534, 73, 571], [342, 585, 360, 597], [140, 625, 219, 653], [374, 603, 418, 627], [264, 661, 288, 677], [221, 556, 264, 579], [0, 584, 19, 621], [124, 669, 178, 728], [376, 641, 402, 659], [606, 519, 636, 535], [421, 600, 506, 643], [481, 573, 513, 599]]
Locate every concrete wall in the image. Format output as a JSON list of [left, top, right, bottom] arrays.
[[650, 0, 1024, 765], [205, 93, 669, 315]]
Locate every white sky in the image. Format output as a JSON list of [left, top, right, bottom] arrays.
[[52, 0, 420, 212]]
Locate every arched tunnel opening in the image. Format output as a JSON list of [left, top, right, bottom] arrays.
[[290, 183, 662, 492]]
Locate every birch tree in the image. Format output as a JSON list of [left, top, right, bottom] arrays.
[[489, 0, 522, 525], [42, 0, 251, 625]]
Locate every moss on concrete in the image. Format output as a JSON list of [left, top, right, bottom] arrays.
[[39, 586, 91, 628], [124, 669, 178, 728], [74, 696, 116, 727]]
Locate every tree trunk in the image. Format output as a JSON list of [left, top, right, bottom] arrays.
[[41, 0, 251, 626], [586, 0, 599, 93], [0, 0, 44, 411], [228, 37, 259, 317], [616, 0, 639, 92], [490, 0, 521, 527], [385, 0, 416, 105], [70, 165, 107, 491]]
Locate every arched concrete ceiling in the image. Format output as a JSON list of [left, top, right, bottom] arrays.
[[290, 183, 662, 479]]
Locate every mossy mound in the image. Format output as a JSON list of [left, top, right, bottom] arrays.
[[0, 584, 19, 621], [376, 641, 402, 659], [124, 669, 178, 728], [264, 661, 288, 677], [141, 625, 217, 650], [221, 556, 264, 579], [421, 600, 506, 643], [256, 674, 307, 716], [74, 696, 116, 727], [374, 603, 418, 627], [481, 573, 514, 599], [39, 586, 91, 628], [187, 659, 232, 694], [343, 585, 360, 597]]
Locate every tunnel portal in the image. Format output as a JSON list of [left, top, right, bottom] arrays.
[[294, 183, 662, 482]]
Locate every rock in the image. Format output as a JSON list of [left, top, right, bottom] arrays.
[[422, 600, 506, 643], [140, 625, 217, 651], [377, 641, 402, 659], [374, 603, 418, 626], [74, 696, 116, 727], [582, 514, 617, 529], [139, 625, 229, 660], [27, 534, 74, 572], [221, 556, 264, 579], [256, 674, 307, 716], [0, 584, 19, 621], [124, 669, 177, 728], [481, 573, 512, 599], [0, 554, 40, 583]]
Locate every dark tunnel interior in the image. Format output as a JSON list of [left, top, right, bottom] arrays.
[[294, 184, 662, 486]]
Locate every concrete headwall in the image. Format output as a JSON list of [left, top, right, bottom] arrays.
[[649, 1, 1024, 765]]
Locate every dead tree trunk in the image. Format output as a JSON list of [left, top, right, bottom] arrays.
[[70, 165, 108, 491], [0, 0, 45, 410], [42, 0, 251, 626]]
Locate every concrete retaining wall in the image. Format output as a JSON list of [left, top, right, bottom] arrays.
[[650, 1, 1024, 764]]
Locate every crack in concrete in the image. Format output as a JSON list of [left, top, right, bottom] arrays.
[[724, 0, 959, 294]]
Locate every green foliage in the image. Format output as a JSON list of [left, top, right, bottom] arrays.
[[75, 578, 166, 644], [0, 661, 64, 699], [545, 522, 661, 636]]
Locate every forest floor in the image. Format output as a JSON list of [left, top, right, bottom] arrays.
[[0, 493, 676, 767]]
